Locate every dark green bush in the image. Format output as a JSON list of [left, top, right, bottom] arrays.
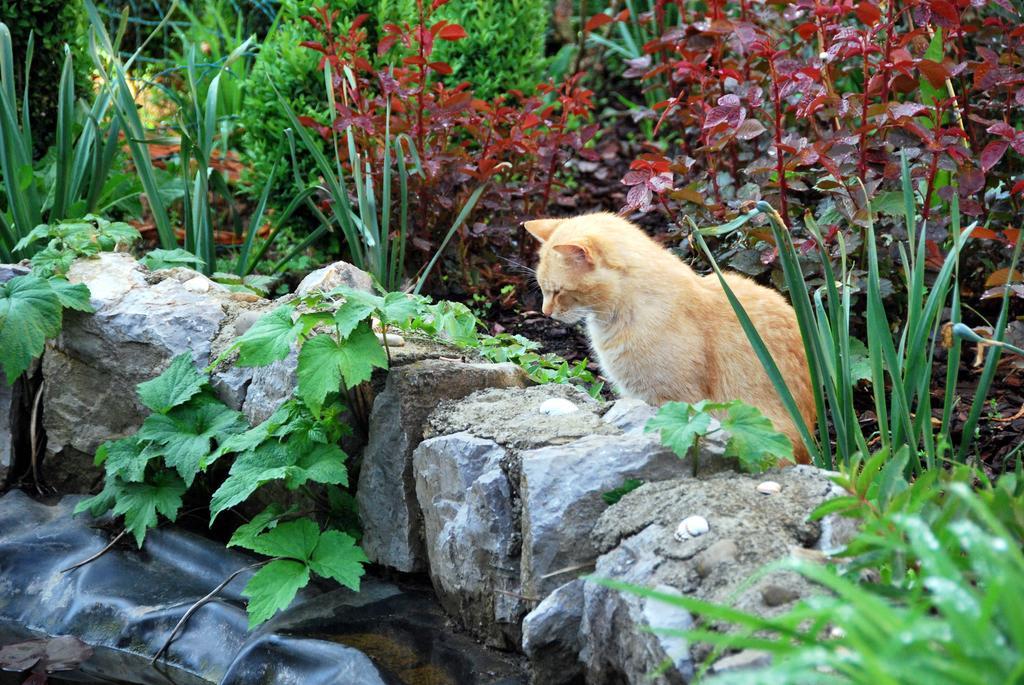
[[0, 0, 88, 156], [378, 0, 549, 99], [238, 0, 373, 208]]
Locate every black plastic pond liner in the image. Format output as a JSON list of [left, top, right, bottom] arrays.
[[0, 491, 526, 685]]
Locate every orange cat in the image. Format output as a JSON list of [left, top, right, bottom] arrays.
[[525, 212, 816, 464]]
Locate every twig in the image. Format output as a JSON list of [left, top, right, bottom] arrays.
[[540, 561, 595, 579], [29, 380, 45, 495], [151, 559, 271, 664], [61, 529, 128, 573]]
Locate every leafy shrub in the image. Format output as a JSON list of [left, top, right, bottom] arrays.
[[0, 0, 88, 155], [294, 4, 597, 288], [646, 399, 793, 474], [77, 352, 368, 628], [238, 0, 373, 208], [590, 1, 1023, 289], [379, 0, 550, 99]]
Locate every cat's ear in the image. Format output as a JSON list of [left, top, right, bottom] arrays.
[[523, 219, 562, 242], [552, 241, 594, 267]]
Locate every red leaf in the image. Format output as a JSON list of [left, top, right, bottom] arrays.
[[795, 22, 818, 41], [429, 61, 453, 75], [980, 139, 1010, 172], [585, 13, 614, 32], [432, 0, 451, 8], [917, 59, 949, 89], [855, 2, 882, 25], [1012, 179, 1024, 195], [436, 24, 468, 41], [987, 122, 1016, 138], [929, 0, 960, 24]]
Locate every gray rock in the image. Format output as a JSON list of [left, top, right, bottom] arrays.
[[424, 384, 610, 451], [581, 528, 694, 685], [295, 260, 374, 296], [413, 433, 520, 647], [40, 254, 270, 492], [578, 466, 845, 683], [357, 360, 528, 572], [601, 397, 658, 434], [519, 431, 729, 600], [0, 368, 32, 485], [242, 352, 298, 424], [414, 384, 732, 662], [521, 579, 584, 685], [0, 263, 30, 282]]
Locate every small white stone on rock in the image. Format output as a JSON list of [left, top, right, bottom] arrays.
[[674, 515, 709, 541], [757, 480, 782, 495], [182, 276, 212, 293], [538, 398, 579, 416]]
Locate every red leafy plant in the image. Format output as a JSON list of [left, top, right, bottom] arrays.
[[297, 0, 597, 291], [593, 0, 1023, 280]]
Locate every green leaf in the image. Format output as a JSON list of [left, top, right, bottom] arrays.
[[333, 298, 375, 339], [73, 476, 120, 518], [244, 518, 320, 561], [235, 305, 302, 367], [721, 402, 794, 471], [309, 530, 368, 591], [209, 441, 293, 521], [0, 275, 62, 381], [242, 559, 310, 628], [141, 248, 205, 271], [228, 503, 291, 549], [284, 443, 348, 489], [113, 471, 187, 547], [602, 478, 645, 506], [137, 398, 248, 486], [381, 291, 419, 326], [48, 278, 93, 312], [848, 337, 872, 385], [297, 323, 388, 413], [645, 402, 712, 459], [96, 436, 151, 483], [136, 353, 206, 414]]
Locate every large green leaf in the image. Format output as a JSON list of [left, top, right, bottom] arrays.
[[227, 503, 290, 550], [112, 471, 187, 547], [95, 436, 151, 483], [333, 298, 375, 339], [243, 518, 320, 561], [136, 353, 206, 414], [309, 530, 368, 591], [48, 278, 93, 312], [720, 402, 794, 471], [241, 559, 310, 628], [645, 401, 713, 459], [284, 443, 348, 490], [296, 323, 387, 414], [209, 441, 293, 521], [0, 275, 62, 381], [137, 398, 248, 486], [235, 305, 302, 367]]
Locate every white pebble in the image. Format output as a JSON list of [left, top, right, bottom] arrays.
[[538, 398, 579, 416], [757, 481, 782, 495], [674, 515, 709, 541]]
